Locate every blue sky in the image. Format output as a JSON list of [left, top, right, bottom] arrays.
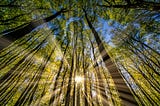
[[96, 17, 114, 46]]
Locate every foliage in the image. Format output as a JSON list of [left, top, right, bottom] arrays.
[[0, 0, 160, 106]]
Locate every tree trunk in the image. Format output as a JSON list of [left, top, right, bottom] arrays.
[[0, 9, 66, 50], [84, 9, 138, 106], [49, 40, 69, 106]]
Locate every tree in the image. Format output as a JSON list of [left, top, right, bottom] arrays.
[[0, 9, 67, 50], [83, 8, 138, 106], [0, 0, 159, 106]]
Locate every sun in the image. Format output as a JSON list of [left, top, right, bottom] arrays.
[[75, 76, 83, 84]]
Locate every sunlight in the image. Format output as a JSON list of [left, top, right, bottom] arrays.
[[92, 91, 97, 97], [75, 76, 83, 84]]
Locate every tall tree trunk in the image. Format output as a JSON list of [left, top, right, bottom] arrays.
[[129, 57, 160, 92], [76, 44, 81, 106], [81, 30, 89, 106], [14, 41, 55, 106], [56, 67, 68, 105], [120, 63, 159, 106], [65, 24, 76, 106], [49, 40, 69, 106], [84, 9, 138, 106], [101, 65, 115, 105], [0, 9, 66, 50], [73, 29, 78, 106], [89, 37, 109, 106]]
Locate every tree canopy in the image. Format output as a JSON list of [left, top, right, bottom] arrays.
[[0, 0, 160, 106]]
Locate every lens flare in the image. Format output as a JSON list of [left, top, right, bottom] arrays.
[[75, 76, 83, 84]]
